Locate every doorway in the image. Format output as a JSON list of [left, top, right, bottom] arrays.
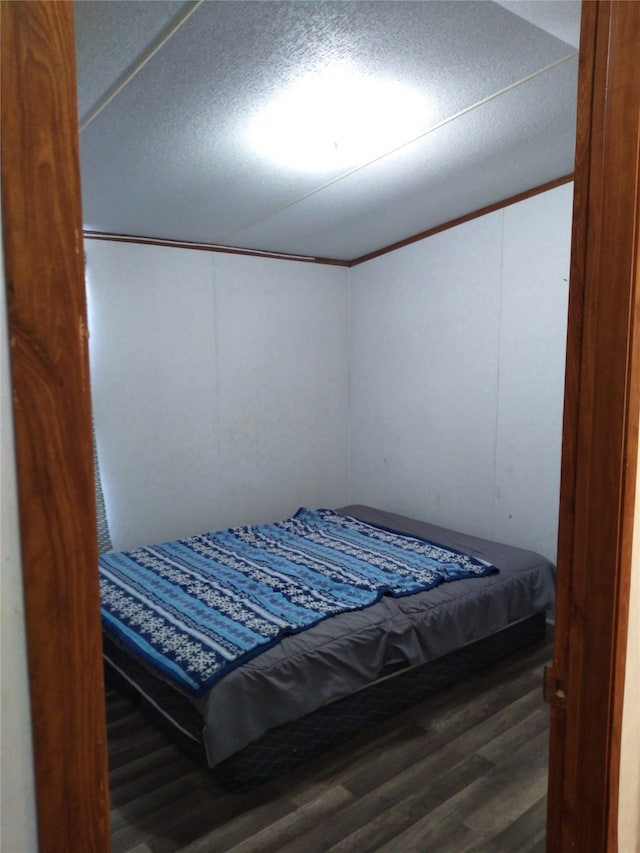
[[2, 2, 639, 851]]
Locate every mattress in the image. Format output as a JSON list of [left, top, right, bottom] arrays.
[[102, 504, 555, 777]]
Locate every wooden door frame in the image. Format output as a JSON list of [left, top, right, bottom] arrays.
[[1, 1, 638, 851], [1, 3, 111, 851], [546, 2, 640, 850]]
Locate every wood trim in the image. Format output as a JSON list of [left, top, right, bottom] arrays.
[[0, 3, 111, 851], [348, 174, 575, 267], [546, 1, 640, 850], [83, 231, 351, 267], [545, 4, 598, 846], [84, 174, 574, 270]]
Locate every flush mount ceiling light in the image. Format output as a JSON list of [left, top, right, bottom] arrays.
[[251, 62, 429, 173]]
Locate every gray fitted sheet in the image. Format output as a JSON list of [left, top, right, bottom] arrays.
[[199, 505, 556, 764]]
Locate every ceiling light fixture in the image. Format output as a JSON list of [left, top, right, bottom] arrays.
[[250, 62, 429, 173]]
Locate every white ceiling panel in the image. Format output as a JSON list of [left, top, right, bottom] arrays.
[[76, 0, 580, 261], [225, 56, 578, 260], [74, 0, 191, 124]]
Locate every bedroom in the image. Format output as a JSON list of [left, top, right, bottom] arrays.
[[1, 1, 640, 852], [77, 0, 577, 567], [82, 2, 570, 838]]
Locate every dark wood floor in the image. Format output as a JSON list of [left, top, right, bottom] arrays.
[[107, 632, 553, 853]]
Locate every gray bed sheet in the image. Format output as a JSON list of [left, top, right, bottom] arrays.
[[198, 505, 556, 765]]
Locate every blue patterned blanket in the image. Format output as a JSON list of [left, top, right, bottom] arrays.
[[99, 508, 497, 696]]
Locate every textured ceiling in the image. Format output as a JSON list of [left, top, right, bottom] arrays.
[[75, 0, 581, 262]]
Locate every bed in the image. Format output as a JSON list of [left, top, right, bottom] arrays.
[[100, 504, 555, 790]]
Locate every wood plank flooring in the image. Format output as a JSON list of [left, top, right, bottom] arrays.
[[107, 632, 553, 852]]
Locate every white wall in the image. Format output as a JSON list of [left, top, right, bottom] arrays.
[[350, 183, 572, 561], [350, 211, 502, 536], [89, 185, 571, 562], [86, 241, 350, 550], [620, 428, 640, 851], [0, 213, 39, 852]]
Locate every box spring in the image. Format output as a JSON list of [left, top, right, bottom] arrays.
[[104, 610, 546, 792]]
